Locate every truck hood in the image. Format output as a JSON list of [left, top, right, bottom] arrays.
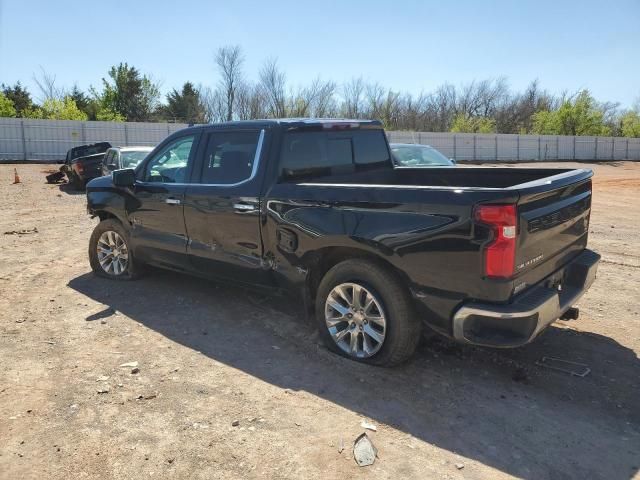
[[86, 174, 113, 190]]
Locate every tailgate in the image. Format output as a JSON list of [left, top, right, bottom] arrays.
[[514, 171, 593, 292]]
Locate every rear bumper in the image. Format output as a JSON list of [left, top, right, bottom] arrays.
[[452, 249, 600, 347]]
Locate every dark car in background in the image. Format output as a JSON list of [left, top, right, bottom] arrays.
[[59, 142, 112, 189], [102, 146, 154, 176], [390, 143, 456, 167]]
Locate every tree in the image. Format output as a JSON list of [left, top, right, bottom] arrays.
[[235, 82, 267, 120], [621, 111, 640, 138], [26, 98, 87, 120], [259, 58, 287, 118], [215, 45, 244, 121], [163, 82, 206, 123], [341, 77, 366, 118], [100, 63, 161, 121], [33, 66, 64, 102], [0, 92, 17, 117], [450, 114, 496, 133], [1, 82, 34, 117], [288, 77, 336, 117], [68, 85, 90, 116], [532, 90, 610, 136]]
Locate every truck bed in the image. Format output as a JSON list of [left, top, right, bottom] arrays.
[[301, 166, 586, 190]]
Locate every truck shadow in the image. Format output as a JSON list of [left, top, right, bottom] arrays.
[[68, 270, 639, 480], [56, 182, 85, 195]]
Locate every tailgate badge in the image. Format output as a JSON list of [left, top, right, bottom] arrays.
[[516, 253, 544, 271]]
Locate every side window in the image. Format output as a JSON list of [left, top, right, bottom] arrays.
[[199, 130, 260, 184], [143, 135, 195, 183], [352, 130, 390, 167], [279, 132, 353, 181]]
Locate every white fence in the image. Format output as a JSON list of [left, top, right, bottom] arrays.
[[1, 117, 639, 162], [387, 131, 640, 162], [0, 118, 188, 161]]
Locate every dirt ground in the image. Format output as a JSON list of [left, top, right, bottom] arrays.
[[0, 162, 638, 480]]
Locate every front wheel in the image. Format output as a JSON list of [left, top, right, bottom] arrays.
[[88, 219, 142, 280], [315, 259, 421, 366]]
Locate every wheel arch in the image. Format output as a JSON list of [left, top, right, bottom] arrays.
[[305, 246, 413, 306]]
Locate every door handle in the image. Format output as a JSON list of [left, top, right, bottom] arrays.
[[233, 203, 256, 212], [165, 198, 181, 205]]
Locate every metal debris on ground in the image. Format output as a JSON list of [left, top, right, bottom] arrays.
[[119, 361, 138, 368], [536, 356, 591, 377], [4, 227, 38, 235], [353, 433, 377, 467], [97, 386, 110, 394], [360, 420, 377, 431], [45, 170, 65, 184]]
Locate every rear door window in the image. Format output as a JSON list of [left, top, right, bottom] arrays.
[[279, 129, 389, 181], [198, 130, 261, 185]]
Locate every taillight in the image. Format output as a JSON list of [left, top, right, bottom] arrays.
[[475, 204, 517, 278], [76, 161, 84, 174]]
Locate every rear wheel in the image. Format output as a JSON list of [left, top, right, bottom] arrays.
[[89, 219, 142, 280], [315, 259, 421, 366]]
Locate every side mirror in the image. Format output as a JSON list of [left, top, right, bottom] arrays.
[[450, 158, 457, 165], [112, 168, 136, 187], [106, 163, 117, 171]]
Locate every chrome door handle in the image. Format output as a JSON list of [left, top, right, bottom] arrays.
[[165, 198, 181, 205], [233, 203, 256, 212]]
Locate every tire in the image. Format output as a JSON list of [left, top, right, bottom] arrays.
[[88, 219, 142, 280], [315, 259, 422, 366]]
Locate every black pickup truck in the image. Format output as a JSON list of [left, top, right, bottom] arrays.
[[86, 119, 600, 366], [48, 142, 112, 189]]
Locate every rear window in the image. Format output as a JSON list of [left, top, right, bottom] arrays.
[[279, 129, 389, 181]]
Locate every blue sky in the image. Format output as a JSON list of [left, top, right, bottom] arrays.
[[1, 0, 638, 107]]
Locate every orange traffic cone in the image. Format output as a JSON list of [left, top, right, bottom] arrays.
[[13, 168, 21, 184]]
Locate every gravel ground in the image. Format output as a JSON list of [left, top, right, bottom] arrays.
[[0, 162, 638, 480]]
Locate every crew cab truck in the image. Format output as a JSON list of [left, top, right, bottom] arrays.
[[86, 119, 600, 366]]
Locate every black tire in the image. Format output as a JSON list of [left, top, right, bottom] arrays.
[[315, 259, 422, 366], [88, 219, 143, 280]]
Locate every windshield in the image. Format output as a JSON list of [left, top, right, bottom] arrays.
[[121, 151, 150, 168], [390, 145, 454, 167]]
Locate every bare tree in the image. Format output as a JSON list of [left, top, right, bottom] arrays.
[[259, 58, 287, 118], [235, 82, 268, 120], [215, 45, 244, 121], [199, 85, 227, 123], [33, 66, 64, 103], [341, 77, 366, 118], [288, 77, 337, 117]]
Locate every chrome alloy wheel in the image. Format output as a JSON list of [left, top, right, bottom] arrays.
[[96, 230, 129, 276], [324, 282, 387, 358]]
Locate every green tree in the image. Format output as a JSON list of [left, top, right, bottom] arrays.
[[450, 114, 495, 133], [100, 63, 161, 121], [1, 82, 34, 116], [532, 90, 611, 136], [26, 98, 87, 120], [620, 111, 640, 138], [0, 92, 17, 117], [68, 85, 90, 115], [163, 82, 206, 123]]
